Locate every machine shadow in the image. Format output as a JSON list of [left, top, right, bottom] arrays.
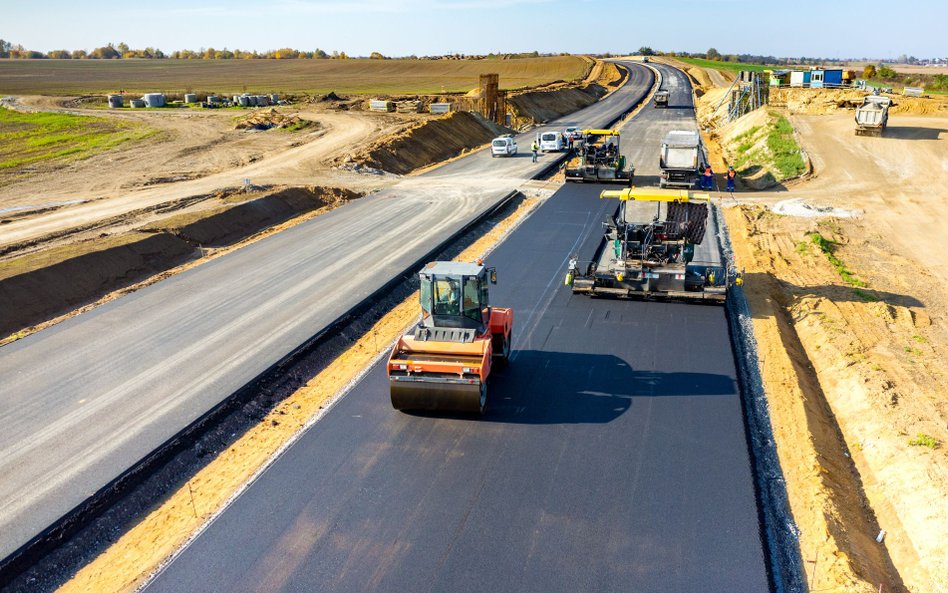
[[882, 126, 945, 140], [482, 349, 737, 425], [741, 272, 924, 320]]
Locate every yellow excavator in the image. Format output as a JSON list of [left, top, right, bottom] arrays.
[[564, 129, 634, 184]]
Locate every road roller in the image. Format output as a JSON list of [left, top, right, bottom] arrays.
[[388, 260, 513, 414]]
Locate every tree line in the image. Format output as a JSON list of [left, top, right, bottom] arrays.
[[0, 40, 360, 60], [0, 40, 552, 61]]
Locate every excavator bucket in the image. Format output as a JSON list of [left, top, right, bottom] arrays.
[[388, 333, 492, 414]]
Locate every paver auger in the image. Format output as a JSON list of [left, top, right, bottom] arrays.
[[388, 261, 513, 414]]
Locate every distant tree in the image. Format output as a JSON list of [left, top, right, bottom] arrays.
[[117, 41, 129, 55], [90, 44, 121, 59], [369, 51, 386, 60], [877, 65, 896, 79], [0, 39, 11, 58], [726, 54, 739, 62], [338, 51, 348, 60], [863, 64, 876, 78], [637, 46, 655, 56], [273, 48, 299, 59], [706, 47, 720, 60], [71, 49, 87, 59], [313, 48, 328, 59], [48, 49, 71, 59]]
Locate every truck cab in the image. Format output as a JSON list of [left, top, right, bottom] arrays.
[[491, 135, 518, 158], [654, 90, 670, 108], [659, 130, 704, 189]]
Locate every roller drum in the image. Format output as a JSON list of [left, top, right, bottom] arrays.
[[390, 377, 486, 414]]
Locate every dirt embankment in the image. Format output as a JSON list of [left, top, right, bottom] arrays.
[[343, 111, 510, 175], [727, 205, 947, 593], [507, 61, 625, 127], [0, 186, 358, 340], [770, 87, 948, 116]]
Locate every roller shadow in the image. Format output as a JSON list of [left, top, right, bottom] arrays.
[[481, 350, 737, 424]]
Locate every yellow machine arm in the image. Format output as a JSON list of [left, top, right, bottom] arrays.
[[600, 188, 711, 203], [583, 129, 620, 136]]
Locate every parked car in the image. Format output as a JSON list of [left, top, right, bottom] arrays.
[[491, 134, 518, 157], [538, 131, 565, 152]]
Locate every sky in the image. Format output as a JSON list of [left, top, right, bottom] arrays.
[[4, 0, 945, 59]]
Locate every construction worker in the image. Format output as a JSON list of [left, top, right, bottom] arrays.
[[726, 166, 737, 192], [702, 165, 713, 190], [531, 139, 539, 163]]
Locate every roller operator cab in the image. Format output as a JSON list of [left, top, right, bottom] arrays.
[[388, 261, 513, 415]]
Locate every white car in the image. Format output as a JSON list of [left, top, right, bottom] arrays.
[[564, 126, 581, 140], [538, 131, 564, 152], [491, 135, 518, 158]]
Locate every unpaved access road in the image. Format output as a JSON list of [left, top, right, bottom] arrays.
[[0, 63, 654, 568], [0, 108, 393, 250], [782, 114, 948, 285]]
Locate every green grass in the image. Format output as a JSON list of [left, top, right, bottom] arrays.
[[675, 57, 773, 74], [0, 107, 156, 176], [766, 113, 807, 179], [806, 232, 867, 288], [908, 433, 939, 449], [0, 56, 588, 96]]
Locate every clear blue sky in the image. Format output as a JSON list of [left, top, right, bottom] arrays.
[[5, 0, 944, 59]]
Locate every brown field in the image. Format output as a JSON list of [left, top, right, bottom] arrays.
[[0, 56, 589, 96]]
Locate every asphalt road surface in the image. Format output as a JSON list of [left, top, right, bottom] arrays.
[[143, 65, 769, 593], [0, 65, 653, 562]]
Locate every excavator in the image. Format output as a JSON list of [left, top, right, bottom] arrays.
[[565, 188, 741, 302], [564, 129, 634, 184], [388, 260, 513, 414]]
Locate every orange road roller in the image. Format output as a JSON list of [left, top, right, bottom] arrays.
[[388, 260, 513, 414]]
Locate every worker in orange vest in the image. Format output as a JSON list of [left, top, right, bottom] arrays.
[[702, 165, 713, 190], [726, 166, 737, 192]]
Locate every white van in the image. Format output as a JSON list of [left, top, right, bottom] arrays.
[[538, 131, 565, 152], [491, 135, 518, 158]]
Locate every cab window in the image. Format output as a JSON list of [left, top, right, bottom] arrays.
[[431, 277, 460, 316], [462, 276, 481, 322]]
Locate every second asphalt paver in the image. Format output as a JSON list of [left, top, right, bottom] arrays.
[[144, 64, 769, 593]]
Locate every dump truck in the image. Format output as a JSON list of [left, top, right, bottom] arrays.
[[565, 188, 740, 303], [855, 94, 891, 137], [659, 130, 705, 189], [388, 261, 513, 414], [654, 89, 670, 108], [564, 129, 634, 184]]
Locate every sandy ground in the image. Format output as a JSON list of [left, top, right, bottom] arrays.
[[726, 112, 948, 593], [0, 99, 410, 252]]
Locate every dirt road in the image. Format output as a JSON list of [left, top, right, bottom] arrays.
[[0, 105, 397, 251], [762, 114, 948, 286]]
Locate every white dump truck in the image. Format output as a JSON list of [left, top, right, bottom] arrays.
[[855, 94, 891, 137], [659, 130, 704, 189]]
